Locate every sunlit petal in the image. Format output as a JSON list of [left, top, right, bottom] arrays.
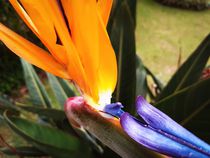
[[61, 0, 100, 101], [47, 0, 89, 97], [9, 0, 38, 34], [9, 0, 68, 65], [97, 14, 117, 103], [97, 0, 113, 26], [5, 0, 117, 105]]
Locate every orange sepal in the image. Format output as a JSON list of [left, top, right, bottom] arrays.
[[97, 0, 113, 26], [0, 23, 69, 79], [9, 0, 68, 65]]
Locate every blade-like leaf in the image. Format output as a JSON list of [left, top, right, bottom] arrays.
[[155, 78, 210, 143], [21, 59, 52, 107], [57, 78, 76, 97], [18, 105, 65, 121], [107, 0, 136, 32], [18, 103, 103, 153], [47, 73, 68, 109], [0, 146, 47, 157], [111, 1, 136, 114], [155, 78, 210, 120], [126, 0, 137, 26], [156, 34, 210, 101], [136, 56, 148, 98], [19, 106, 77, 139], [4, 111, 80, 158], [0, 96, 18, 114], [144, 66, 164, 92], [32, 70, 53, 108], [183, 101, 210, 143], [136, 56, 163, 101]]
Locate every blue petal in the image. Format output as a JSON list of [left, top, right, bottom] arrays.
[[136, 96, 210, 156], [103, 102, 124, 118], [120, 112, 209, 158]]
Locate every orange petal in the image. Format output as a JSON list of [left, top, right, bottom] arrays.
[[61, 0, 100, 101], [97, 0, 113, 26], [11, 0, 87, 93], [0, 23, 69, 79], [9, 0, 38, 34], [46, 0, 89, 97], [9, 0, 68, 65], [97, 12, 117, 102]]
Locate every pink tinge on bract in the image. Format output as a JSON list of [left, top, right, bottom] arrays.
[[64, 96, 85, 112]]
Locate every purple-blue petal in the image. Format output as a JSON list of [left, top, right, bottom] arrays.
[[103, 102, 124, 118], [136, 96, 210, 156], [120, 112, 209, 158]]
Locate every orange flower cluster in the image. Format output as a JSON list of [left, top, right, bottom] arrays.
[[0, 0, 117, 106]]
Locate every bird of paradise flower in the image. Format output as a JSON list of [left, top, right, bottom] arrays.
[[0, 0, 117, 107], [0, 1, 210, 158]]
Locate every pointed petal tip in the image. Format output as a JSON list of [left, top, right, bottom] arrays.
[[0, 23, 70, 79], [136, 95, 169, 123], [136, 95, 149, 110], [120, 112, 210, 158], [136, 95, 145, 102], [135, 96, 210, 156]]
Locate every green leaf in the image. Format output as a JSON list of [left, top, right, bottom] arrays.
[[126, 0, 137, 26], [0, 96, 18, 113], [111, 1, 136, 113], [4, 112, 80, 158], [17, 104, 78, 147], [183, 101, 210, 143], [155, 78, 210, 120], [21, 59, 52, 108], [32, 70, 53, 108], [0, 146, 47, 157], [47, 73, 69, 109], [57, 78, 76, 97], [19, 105, 66, 121], [144, 66, 164, 92], [0, 96, 14, 107], [156, 34, 210, 101], [107, 0, 136, 32], [155, 78, 210, 143], [136, 56, 148, 98], [18, 103, 102, 153]]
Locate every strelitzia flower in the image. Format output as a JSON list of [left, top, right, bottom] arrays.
[[104, 96, 210, 158], [0, 0, 117, 106], [1, 1, 210, 158]]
